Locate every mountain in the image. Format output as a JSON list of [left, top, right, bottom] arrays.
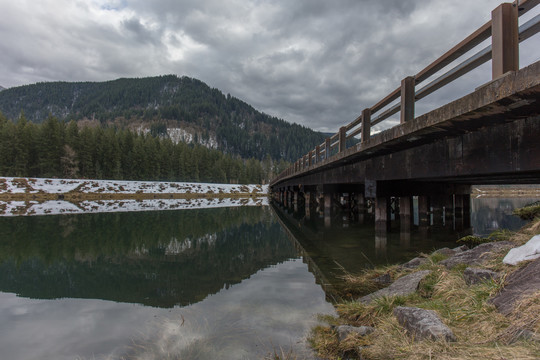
[[0, 85, 5, 92], [0, 75, 325, 162]]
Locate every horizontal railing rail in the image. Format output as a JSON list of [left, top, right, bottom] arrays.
[[272, 0, 540, 184]]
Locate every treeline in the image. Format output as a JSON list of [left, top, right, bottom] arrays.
[[0, 112, 289, 184], [0, 75, 326, 161]]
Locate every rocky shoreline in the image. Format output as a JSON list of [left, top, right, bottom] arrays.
[[310, 219, 540, 360]]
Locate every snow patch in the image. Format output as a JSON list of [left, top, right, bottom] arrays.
[[1, 177, 268, 195], [0, 197, 268, 217]]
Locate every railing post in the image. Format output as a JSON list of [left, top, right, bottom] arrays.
[[338, 126, 347, 153], [491, 2, 518, 79], [400, 76, 415, 123], [325, 137, 331, 159], [316, 145, 320, 163], [308, 150, 313, 166], [361, 108, 371, 143]]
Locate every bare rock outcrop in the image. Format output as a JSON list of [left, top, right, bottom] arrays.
[[393, 306, 457, 342], [490, 257, 540, 315], [359, 270, 431, 304], [463, 267, 500, 285], [439, 241, 513, 269]]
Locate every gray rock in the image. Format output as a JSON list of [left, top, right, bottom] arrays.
[[373, 273, 392, 285], [359, 270, 431, 304], [439, 241, 514, 269], [335, 325, 375, 342], [490, 257, 540, 315], [393, 306, 457, 342], [452, 245, 469, 253], [433, 247, 456, 257], [401, 257, 428, 269], [463, 267, 500, 285]]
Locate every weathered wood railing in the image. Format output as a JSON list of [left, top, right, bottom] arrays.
[[272, 0, 540, 185]]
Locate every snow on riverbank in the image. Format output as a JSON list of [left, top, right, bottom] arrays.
[[0, 177, 269, 216], [0, 197, 268, 217], [0, 177, 268, 195]]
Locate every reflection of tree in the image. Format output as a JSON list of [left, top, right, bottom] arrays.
[[0, 207, 296, 307]]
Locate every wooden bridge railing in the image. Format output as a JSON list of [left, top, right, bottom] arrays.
[[272, 0, 540, 185]]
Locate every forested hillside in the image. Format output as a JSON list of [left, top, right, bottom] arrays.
[[0, 76, 325, 162], [0, 113, 288, 184]]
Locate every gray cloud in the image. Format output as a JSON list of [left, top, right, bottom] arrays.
[[0, 0, 537, 133]]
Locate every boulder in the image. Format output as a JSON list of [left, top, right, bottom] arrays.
[[490, 257, 540, 315], [359, 270, 431, 304], [400, 257, 428, 269], [452, 245, 469, 253], [433, 247, 457, 257], [463, 267, 500, 285], [373, 273, 392, 286], [335, 325, 375, 342], [393, 306, 457, 342], [503, 235, 540, 265], [439, 241, 514, 269]]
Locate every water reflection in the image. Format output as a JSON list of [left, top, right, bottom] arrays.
[[471, 197, 536, 236], [0, 206, 336, 360], [0, 207, 295, 307], [271, 195, 539, 291]]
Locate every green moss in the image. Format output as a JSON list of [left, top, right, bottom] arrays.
[[513, 202, 540, 220]]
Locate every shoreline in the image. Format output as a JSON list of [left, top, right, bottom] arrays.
[[0, 177, 268, 216], [308, 214, 540, 360]]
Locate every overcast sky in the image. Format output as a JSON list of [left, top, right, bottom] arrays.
[[1, 0, 538, 132]]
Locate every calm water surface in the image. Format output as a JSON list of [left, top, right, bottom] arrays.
[[0, 197, 536, 359]]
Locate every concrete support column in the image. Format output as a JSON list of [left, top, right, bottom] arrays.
[[399, 196, 413, 233], [431, 195, 444, 226], [355, 191, 365, 224], [375, 196, 391, 233], [418, 195, 430, 227], [305, 192, 311, 219], [444, 194, 454, 226], [324, 192, 332, 228]]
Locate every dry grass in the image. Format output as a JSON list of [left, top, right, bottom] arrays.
[[309, 218, 540, 360]]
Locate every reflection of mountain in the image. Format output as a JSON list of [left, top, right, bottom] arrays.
[[0, 207, 297, 307]]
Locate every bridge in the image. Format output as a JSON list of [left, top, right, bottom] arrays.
[[270, 0, 540, 233]]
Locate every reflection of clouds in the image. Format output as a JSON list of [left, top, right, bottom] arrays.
[[127, 259, 335, 359], [1, 259, 335, 360], [0, 293, 160, 360]]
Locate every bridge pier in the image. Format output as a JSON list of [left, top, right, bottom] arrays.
[[399, 196, 413, 234], [375, 196, 391, 233]]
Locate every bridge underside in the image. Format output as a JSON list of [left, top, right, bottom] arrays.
[[273, 114, 540, 193]]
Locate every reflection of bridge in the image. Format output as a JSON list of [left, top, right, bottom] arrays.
[[270, 1, 540, 233]]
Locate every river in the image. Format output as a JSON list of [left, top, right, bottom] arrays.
[[0, 196, 537, 359]]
